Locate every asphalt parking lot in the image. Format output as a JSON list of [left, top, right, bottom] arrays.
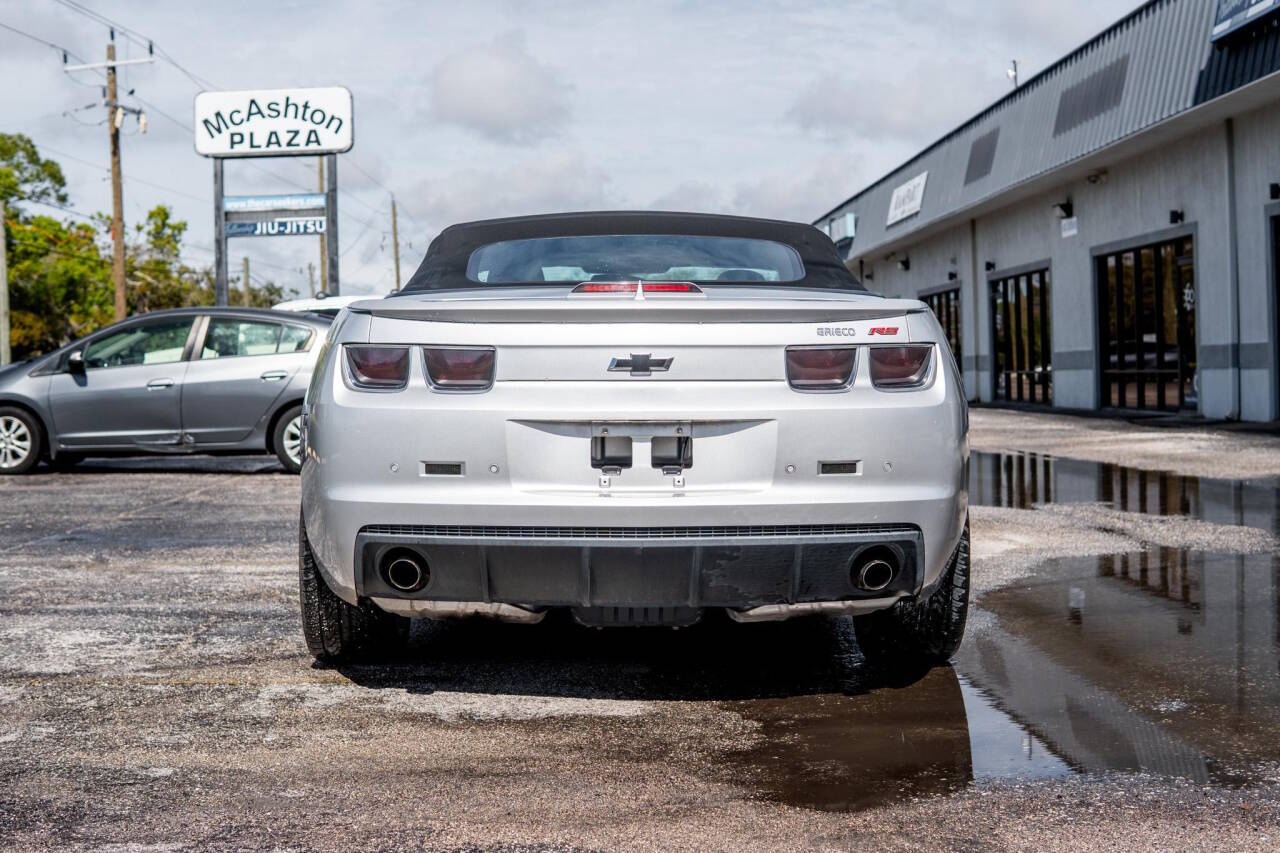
[[3, 409, 1280, 849]]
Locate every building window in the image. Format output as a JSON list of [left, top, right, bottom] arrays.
[[922, 287, 962, 365], [991, 269, 1052, 404], [1096, 236, 1196, 412]]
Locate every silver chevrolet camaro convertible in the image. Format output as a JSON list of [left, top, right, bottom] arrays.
[[299, 212, 969, 665]]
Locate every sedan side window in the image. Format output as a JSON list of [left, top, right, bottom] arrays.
[[278, 324, 313, 353], [201, 319, 284, 359], [83, 318, 194, 369]]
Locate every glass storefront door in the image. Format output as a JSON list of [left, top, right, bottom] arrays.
[[922, 286, 962, 365], [1096, 236, 1196, 412], [991, 269, 1052, 404]]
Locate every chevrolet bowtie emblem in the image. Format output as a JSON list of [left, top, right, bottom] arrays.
[[608, 353, 673, 376]]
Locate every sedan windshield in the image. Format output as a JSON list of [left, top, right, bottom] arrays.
[[465, 234, 806, 285]]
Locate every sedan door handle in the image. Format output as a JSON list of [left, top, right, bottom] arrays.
[[260, 370, 288, 382], [146, 378, 175, 390]]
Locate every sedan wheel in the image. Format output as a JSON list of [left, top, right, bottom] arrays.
[[272, 404, 305, 474], [0, 410, 40, 475], [283, 416, 304, 467]]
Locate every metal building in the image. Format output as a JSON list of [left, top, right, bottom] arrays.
[[816, 0, 1280, 420]]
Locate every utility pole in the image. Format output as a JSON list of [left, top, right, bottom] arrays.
[[106, 42, 126, 321], [242, 256, 250, 306], [316, 158, 327, 294], [307, 262, 315, 298], [0, 199, 9, 365], [324, 153, 339, 295], [57, 44, 151, 319], [390, 195, 401, 290], [213, 158, 227, 306]]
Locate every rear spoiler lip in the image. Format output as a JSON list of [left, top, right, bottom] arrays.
[[352, 301, 920, 324], [351, 287, 923, 324]]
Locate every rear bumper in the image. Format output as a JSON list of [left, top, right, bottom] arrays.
[[354, 523, 924, 621], [300, 368, 969, 610]]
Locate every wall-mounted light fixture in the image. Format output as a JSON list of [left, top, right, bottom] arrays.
[[947, 271, 958, 282], [1052, 200, 1074, 219], [1086, 169, 1109, 185], [1169, 209, 1185, 225], [985, 261, 997, 272], [898, 257, 911, 272], [1270, 182, 1280, 200]]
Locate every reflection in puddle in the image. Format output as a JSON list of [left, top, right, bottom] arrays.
[[958, 451, 1280, 785], [734, 451, 1278, 812], [725, 666, 1073, 812], [958, 676, 1072, 782]]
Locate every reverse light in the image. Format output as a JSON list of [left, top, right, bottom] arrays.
[[424, 346, 496, 390], [345, 345, 410, 390], [785, 346, 857, 390], [869, 345, 933, 389]]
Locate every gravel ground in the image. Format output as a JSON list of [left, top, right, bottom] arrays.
[[2, 416, 1280, 850]]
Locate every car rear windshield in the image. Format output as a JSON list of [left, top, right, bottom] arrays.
[[465, 234, 806, 284]]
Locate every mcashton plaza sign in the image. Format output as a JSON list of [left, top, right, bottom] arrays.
[[193, 86, 353, 158]]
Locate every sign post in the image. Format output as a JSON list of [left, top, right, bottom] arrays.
[[195, 86, 353, 304], [325, 153, 339, 295], [213, 158, 227, 306]]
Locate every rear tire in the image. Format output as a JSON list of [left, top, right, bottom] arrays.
[[273, 404, 304, 474], [0, 407, 42, 475], [854, 518, 969, 666], [299, 514, 408, 664]]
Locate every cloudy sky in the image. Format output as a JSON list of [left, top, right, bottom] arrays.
[[3, 0, 1137, 296]]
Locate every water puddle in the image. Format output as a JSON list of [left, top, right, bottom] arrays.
[[725, 451, 1280, 810]]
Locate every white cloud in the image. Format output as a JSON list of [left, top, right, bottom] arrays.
[[2, 0, 1138, 294], [427, 31, 571, 144], [411, 149, 611, 229]]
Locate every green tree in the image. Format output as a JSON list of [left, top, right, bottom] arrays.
[[6, 214, 113, 354], [4, 134, 294, 359], [0, 133, 67, 207]]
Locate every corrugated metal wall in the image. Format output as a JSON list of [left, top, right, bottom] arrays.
[[824, 0, 1224, 257]]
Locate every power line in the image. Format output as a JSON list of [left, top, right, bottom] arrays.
[[29, 140, 211, 204], [12, 196, 101, 221], [48, 1, 390, 226], [33, 4, 399, 284], [49, 0, 214, 89], [0, 19, 90, 62]]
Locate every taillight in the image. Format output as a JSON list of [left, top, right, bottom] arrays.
[[345, 345, 409, 390], [869, 345, 933, 389], [785, 346, 857, 390], [569, 282, 703, 295], [424, 347, 495, 390], [572, 282, 637, 294], [641, 282, 702, 294]]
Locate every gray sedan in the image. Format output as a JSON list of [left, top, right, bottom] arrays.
[[0, 307, 330, 474]]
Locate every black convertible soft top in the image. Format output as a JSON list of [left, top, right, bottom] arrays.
[[397, 211, 865, 293]]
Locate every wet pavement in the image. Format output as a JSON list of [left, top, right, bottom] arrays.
[[961, 451, 1280, 790], [2, 431, 1280, 848]]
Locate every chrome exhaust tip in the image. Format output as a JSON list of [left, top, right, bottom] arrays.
[[854, 554, 897, 592], [382, 551, 429, 593]]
